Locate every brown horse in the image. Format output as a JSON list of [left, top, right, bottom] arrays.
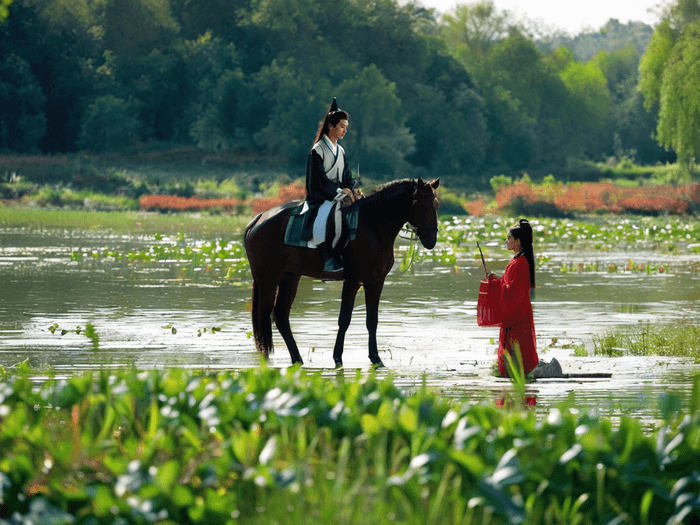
[[243, 177, 440, 368]]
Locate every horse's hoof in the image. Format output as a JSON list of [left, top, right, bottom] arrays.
[[291, 358, 304, 366], [370, 360, 385, 369], [334, 360, 343, 369]]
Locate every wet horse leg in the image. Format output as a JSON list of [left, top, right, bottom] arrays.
[[274, 272, 304, 365], [332, 280, 361, 368], [363, 281, 386, 367]]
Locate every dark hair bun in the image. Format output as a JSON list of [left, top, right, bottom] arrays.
[[518, 218, 533, 243]]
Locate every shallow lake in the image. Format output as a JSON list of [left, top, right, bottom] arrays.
[[1, 226, 699, 426]]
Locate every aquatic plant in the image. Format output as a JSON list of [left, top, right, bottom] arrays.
[[592, 321, 700, 361], [438, 216, 700, 256], [0, 366, 699, 525], [47, 322, 100, 350], [70, 233, 252, 277]]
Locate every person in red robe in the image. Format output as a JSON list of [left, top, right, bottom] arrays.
[[486, 219, 538, 377]]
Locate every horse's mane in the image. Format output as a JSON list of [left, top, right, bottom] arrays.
[[359, 178, 416, 209]]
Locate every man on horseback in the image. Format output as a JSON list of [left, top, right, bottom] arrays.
[[243, 96, 441, 367], [304, 97, 359, 272]]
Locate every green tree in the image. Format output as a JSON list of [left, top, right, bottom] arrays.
[[78, 95, 142, 151], [335, 64, 411, 176], [639, 0, 700, 171], [559, 60, 610, 155], [441, 0, 512, 76], [99, 0, 179, 65], [0, 54, 47, 152], [655, 20, 700, 169], [252, 57, 331, 164], [1, 0, 12, 20], [638, 20, 675, 112]]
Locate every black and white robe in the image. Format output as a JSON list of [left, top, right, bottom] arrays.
[[305, 136, 355, 248]]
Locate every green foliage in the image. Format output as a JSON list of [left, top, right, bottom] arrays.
[[336, 64, 412, 176], [0, 54, 47, 152], [592, 321, 700, 361], [0, 0, 12, 21], [0, 0, 685, 183], [639, 1, 700, 171], [639, 21, 674, 111], [539, 20, 654, 63], [78, 95, 143, 152], [436, 189, 467, 216], [559, 60, 611, 143], [656, 20, 700, 170], [1, 366, 699, 524], [490, 174, 513, 192]]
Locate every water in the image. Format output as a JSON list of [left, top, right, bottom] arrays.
[[1, 228, 698, 425]]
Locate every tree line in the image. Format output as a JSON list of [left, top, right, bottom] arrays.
[[0, 0, 697, 186]]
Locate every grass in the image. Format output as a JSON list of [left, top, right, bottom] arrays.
[[0, 206, 251, 236], [592, 321, 700, 361], [0, 365, 699, 525]]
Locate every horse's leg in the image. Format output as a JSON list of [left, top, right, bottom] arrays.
[[274, 272, 304, 365], [364, 281, 386, 367], [252, 279, 277, 359], [332, 280, 361, 369]]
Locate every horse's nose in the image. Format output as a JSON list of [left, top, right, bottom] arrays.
[[420, 231, 437, 250]]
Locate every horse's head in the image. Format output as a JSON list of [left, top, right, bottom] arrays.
[[408, 178, 440, 249]]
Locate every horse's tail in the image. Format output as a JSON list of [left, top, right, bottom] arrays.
[[251, 279, 274, 357]]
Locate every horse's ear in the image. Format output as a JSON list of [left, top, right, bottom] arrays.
[[417, 177, 425, 186], [430, 178, 440, 189]]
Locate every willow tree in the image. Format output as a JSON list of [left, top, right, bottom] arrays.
[[639, 0, 700, 173], [654, 21, 700, 171]]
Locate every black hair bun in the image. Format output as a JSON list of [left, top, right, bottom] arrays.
[[329, 97, 338, 113], [518, 219, 533, 242]]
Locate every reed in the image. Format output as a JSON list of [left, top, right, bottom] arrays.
[[592, 321, 700, 361], [0, 206, 251, 236]]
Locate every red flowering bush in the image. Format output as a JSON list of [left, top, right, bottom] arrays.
[[139, 183, 306, 214], [140, 195, 244, 213], [248, 184, 306, 214], [493, 181, 700, 216]]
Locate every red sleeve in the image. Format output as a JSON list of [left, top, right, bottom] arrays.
[[487, 257, 531, 326]]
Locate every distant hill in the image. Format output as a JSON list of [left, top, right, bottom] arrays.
[[537, 19, 654, 61]]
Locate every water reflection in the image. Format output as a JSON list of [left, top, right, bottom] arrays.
[[1, 229, 699, 424]]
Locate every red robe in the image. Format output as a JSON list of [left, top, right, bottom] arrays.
[[487, 256, 538, 376]]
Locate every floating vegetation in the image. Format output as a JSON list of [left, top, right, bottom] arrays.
[[70, 233, 251, 278], [592, 321, 700, 361], [37, 215, 700, 278], [0, 366, 699, 525], [47, 322, 100, 350], [439, 216, 700, 253]]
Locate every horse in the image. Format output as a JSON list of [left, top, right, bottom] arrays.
[[243, 177, 440, 368]]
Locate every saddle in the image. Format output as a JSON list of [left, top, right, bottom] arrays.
[[284, 200, 358, 252]]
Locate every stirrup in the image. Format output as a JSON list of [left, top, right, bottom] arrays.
[[323, 255, 343, 272]]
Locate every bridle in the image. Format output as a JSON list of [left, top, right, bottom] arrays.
[[386, 183, 438, 239]]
